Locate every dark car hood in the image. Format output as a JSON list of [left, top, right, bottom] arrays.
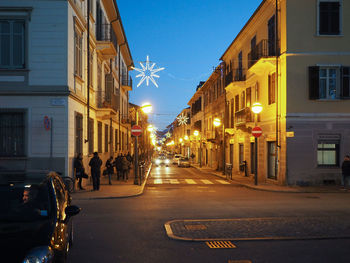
[[0, 220, 53, 262]]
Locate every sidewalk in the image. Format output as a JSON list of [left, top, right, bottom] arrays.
[[71, 164, 152, 200], [191, 164, 348, 193]]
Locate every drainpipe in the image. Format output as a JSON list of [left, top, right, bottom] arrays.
[[275, 0, 280, 179], [85, 0, 91, 145]]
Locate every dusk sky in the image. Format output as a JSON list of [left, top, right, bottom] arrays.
[[118, 0, 262, 131]]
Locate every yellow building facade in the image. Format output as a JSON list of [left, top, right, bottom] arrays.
[[221, 0, 350, 185]]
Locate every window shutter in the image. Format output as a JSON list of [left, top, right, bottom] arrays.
[[105, 74, 113, 103], [341, 67, 350, 98], [309, 66, 320, 99]]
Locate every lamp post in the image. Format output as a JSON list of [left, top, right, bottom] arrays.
[[213, 117, 223, 172], [251, 102, 263, 186], [134, 103, 152, 185], [194, 130, 202, 167]]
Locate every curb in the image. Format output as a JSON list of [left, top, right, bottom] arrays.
[[164, 218, 350, 242], [74, 163, 152, 200]]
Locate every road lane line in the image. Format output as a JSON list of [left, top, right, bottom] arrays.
[[201, 179, 214, 184], [185, 179, 196, 184], [217, 180, 230, 184], [154, 179, 163, 184], [170, 179, 180, 184]]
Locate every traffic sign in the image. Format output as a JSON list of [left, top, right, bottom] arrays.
[[131, 125, 142, 137], [43, 116, 51, 131], [252, 126, 262, 138]]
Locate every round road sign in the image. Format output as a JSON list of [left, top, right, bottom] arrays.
[[131, 125, 142, 137], [252, 126, 262, 138]]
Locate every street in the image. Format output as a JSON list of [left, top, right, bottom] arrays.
[[68, 165, 350, 263]]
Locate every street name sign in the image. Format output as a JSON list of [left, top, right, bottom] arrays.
[[131, 125, 142, 137], [252, 126, 262, 138]]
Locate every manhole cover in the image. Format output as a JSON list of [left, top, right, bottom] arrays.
[[185, 224, 207, 230], [206, 241, 236, 248]]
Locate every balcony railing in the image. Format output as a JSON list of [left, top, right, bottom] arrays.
[[225, 68, 246, 86], [96, 90, 120, 112], [225, 71, 233, 86], [96, 24, 118, 52], [235, 107, 252, 126], [122, 75, 132, 87], [248, 39, 276, 69]]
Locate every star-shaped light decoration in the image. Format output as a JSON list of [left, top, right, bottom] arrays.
[[132, 55, 165, 88], [176, 113, 189, 126], [165, 132, 171, 138]]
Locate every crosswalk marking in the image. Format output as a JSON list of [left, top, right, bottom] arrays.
[[185, 179, 196, 184], [154, 179, 163, 184], [217, 180, 230, 184], [169, 179, 180, 184], [201, 179, 214, 184]]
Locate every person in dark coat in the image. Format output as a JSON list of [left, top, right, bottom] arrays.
[[341, 155, 350, 189], [126, 152, 132, 178], [121, 155, 130, 181], [89, 152, 102, 191], [74, 153, 85, 190], [115, 153, 123, 180], [105, 156, 114, 185]]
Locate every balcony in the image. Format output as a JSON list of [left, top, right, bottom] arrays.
[[121, 75, 132, 91], [247, 39, 276, 74], [96, 24, 118, 59], [96, 90, 120, 113], [225, 69, 246, 87], [235, 107, 252, 126]]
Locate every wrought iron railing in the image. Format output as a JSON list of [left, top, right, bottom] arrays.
[[96, 24, 118, 52], [235, 107, 252, 126], [122, 75, 132, 87], [225, 71, 233, 86], [95, 90, 119, 112], [234, 68, 246, 81], [248, 39, 276, 69]]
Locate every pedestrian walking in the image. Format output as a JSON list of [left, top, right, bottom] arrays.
[[89, 152, 102, 191], [73, 153, 85, 190], [121, 155, 130, 181], [341, 155, 350, 190], [105, 156, 114, 185], [126, 152, 132, 179], [115, 153, 123, 180]]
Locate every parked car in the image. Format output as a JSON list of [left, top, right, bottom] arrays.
[[178, 157, 191, 167], [172, 154, 183, 164], [0, 170, 81, 263], [154, 155, 170, 167]]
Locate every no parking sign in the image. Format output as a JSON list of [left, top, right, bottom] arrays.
[[44, 116, 51, 131]]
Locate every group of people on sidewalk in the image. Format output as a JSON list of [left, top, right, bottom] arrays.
[[73, 152, 133, 191]]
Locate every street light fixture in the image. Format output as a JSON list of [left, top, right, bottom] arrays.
[[213, 118, 221, 127], [251, 102, 263, 186], [134, 102, 152, 185]]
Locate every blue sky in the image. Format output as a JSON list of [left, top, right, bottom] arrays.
[[117, 0, 262, 131]]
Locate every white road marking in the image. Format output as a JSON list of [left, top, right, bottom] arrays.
[[217, 180, 230, 184], [170, 179, 180, 184], [201, 179, 214, 184], [185, 179, 197, 184]]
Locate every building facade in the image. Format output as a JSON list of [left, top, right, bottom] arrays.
[[0, 0, 133, 179], [220, 0, 350, 185]]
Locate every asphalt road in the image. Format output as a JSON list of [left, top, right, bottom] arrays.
[[68, 165, 350, 263]]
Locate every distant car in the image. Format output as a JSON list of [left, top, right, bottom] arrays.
[[154, 156, 170, 167], [172, 154, 182, 164], [178, 157, 191, 167], [0, 171, 81, 263]]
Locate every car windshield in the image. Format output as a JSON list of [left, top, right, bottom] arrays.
[[0, 182, 51, 222]]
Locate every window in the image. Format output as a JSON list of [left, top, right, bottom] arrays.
[[240, 91, 245, 110], [89, 48, 93, 85], [268, 73, 276, 104], [74, 29, 82, 77], [75, 113, 83, 155], [230, 98, 234, 128], [268, 15, 276, 56], [309, 66, 350, 100], [0, 20, 25, 69], [318, 1, 341, 35], [104, 124, 109, 153], [88, 118, 94, 154], [235, 95, 239, 112], [115, 129, 118, 152], [239, 144, 244, 166], [97, 121, 102, 153], [0, 110, 25, 157], [317, 142, 339, 166]]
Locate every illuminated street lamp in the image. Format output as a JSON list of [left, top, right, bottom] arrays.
[[251, 102, 263, 186], [213, 118, 221, 127], [193, 130, 202, 167], [184, 135, 189, 140], [134, 102, 152, 185]]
